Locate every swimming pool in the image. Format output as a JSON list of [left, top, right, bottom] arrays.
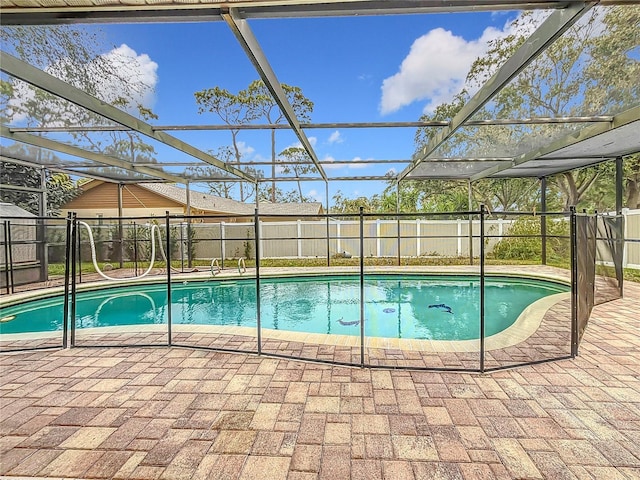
[[0, 274, 568, 341]]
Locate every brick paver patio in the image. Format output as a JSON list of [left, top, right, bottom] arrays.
[[1, 280, 639, 479]]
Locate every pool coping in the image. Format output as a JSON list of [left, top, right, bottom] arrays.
[[1, 267, 571, 353]]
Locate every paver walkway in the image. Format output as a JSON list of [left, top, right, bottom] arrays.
[[1, 282, 639, 479]]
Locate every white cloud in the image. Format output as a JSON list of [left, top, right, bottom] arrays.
[[348, 156, 369, 169], [306, 189, 323, 202], [7, 43, 158, 124], [328, 130, 343, 144], [379, 27, 499, 115], [379, 11, 549, 115], [286, 136, 318, 150], [319, 155, 372, 170], [98, 44, 158, 111], [321, 154, 344, 170], [237, 141, 255, 157]]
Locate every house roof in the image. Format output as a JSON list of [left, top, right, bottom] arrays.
[[0, 202, 36, 218], [140, 183, 323, 216]]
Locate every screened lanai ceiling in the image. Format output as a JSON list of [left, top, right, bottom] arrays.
[[1, 0, 639, 189]]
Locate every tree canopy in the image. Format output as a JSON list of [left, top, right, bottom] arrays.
[[1, 25, 160, 201], [407, 5, 640, 214], [195, 80, 315, 203]]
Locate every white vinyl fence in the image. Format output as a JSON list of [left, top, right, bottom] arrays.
[[191, 218, 514, 260], [40, 210, 640, 268], [623, 209, 640, 268], [190, 211, 639, 268]]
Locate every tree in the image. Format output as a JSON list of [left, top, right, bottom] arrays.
[[244, 81, 314, 202], [331, 190, 383, 214], [277, 147, 316, 202], [473, 178, 541, 212], [194, 80, 314, 202], [1, 25, 160, 183], [0, 146, 79, 215], [257, 184, 301, 203], [414, 6, 640, 211], [625, 154, 640, 209]]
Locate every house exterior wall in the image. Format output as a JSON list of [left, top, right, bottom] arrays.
[[65, 182, 185, 209], [61, 181, 323, 223], [61, 207, 186, 219], [61, 182, 185, 219]]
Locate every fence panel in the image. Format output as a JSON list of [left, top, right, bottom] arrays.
[[262, 222, 298, 258], [379, 220, 399, 257], [421, 221, 460, 257], [192, 224, 222, 260], [301, 221, 331, 257], [625, 209, 640, 268]]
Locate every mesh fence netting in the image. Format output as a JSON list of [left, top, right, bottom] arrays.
[[576, 214, 624, 344]]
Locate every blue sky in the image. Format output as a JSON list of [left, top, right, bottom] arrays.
[[11, 10, 529, 204]]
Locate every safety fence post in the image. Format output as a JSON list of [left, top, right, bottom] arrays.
[[479, 204, 486, 373], [570, 206, 578, 358], [359, 206, 365, 367], [62, 213, 72, 349], [70, 214, 77, 347], [255, 209, 262, 355], [166, 212, 172, 347]]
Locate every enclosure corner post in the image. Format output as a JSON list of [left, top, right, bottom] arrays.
[[468, 180, 474, 266], [616, 156, 623, 216], [76, 216, 82, 284], [38, 167, 48, 284], [118, 183, 124, 269], [326, 182, 331, 267], [359, 206, 365, 367], [479, 204, 486, 374], [166, 211, 172, 347], [255, 208, 262, 355], [541, 176, 547, 265], [396, 181, 401, 267], [186, 182, 193, 268], [570, 206, 578, 358], [3, 221, 11, 295], [6, 221, 15, 294], [220, 222, 226, 271]]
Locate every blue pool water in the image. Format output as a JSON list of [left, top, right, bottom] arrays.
[[0, 275, 568, 341]]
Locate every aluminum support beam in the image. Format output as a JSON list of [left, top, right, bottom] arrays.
[[222, 8, 328, 182], [616, 156, 623, 215], [0, 182, 44, 193], [10, 116, 615, 133], [0, 51, 255, 184], [398, 2, 592, 182], [471, 105, 640, 181], [1, 126, 184, 183], [0, 154, 127, 183]]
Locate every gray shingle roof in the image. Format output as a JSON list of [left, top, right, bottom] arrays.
[[140, 183, 322, 216], [0, 202, 36, 218]]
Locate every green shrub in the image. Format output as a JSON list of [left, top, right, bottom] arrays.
[[491, 217, 569, 262]]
